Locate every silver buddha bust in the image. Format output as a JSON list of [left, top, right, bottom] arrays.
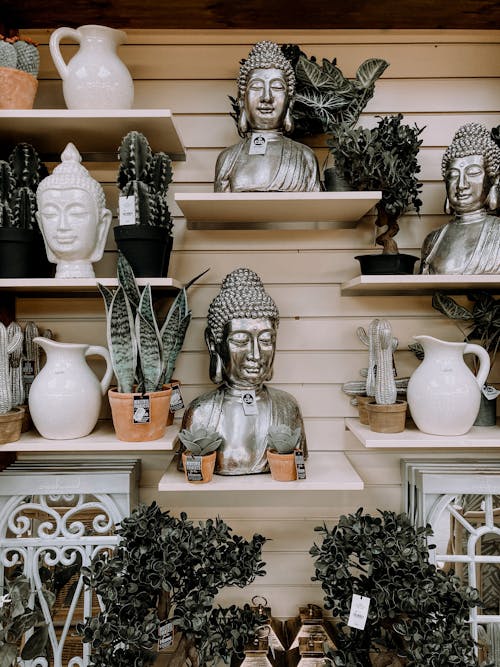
[[214, 40, 320, 193], [420, 123, 500, 274], [36, 143, 112, 279], [180, 268, 307, 475]]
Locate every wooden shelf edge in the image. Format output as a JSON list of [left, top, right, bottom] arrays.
[[341, 274, 500, 296], [0, 277, 182, 294]]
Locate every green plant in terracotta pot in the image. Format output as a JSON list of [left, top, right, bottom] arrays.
[[0, 35, 39, 109], [78, 502, 267, 667], [266, 424, 303, 481], [311, 508, 480, 666], [328, 114, 424, 274], [178, 426, 223, 483]]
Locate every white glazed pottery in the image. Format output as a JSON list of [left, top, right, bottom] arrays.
[[49, 24, 134, 109], [406, 335, 490, 436], [29, 337, 113, 439]]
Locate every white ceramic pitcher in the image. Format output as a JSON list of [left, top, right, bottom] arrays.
[[29, 337, 113, 439], [407, 335, 490, 436], [49, 24, 134, 109]]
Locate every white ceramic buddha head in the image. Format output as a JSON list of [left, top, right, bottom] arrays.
[[36, 143, 112, 278]]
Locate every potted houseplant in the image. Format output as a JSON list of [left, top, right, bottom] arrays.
[[328, 114, 424, 274], [178, 426, 223, 483], [311, 508, 480, 666], [0, 321, 24, 444], [115, 130, 174, 277], [98, 253, 205, 442], [0, 35, 39, 109], [78, 502, 267, 667], [266, 424, 303, 481], [0, 143, 50, 278]]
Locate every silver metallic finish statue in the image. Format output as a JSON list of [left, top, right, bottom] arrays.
[[180, 268, 307, 475], [214, 41, 320, 193], [420, 123, 500, 274]]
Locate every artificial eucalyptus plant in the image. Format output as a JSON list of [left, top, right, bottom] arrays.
[[328, 114, 424, 254], [311, 508, 480, 666], [78, 502, 267, 667]]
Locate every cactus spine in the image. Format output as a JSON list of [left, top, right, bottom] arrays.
[[0, 36, 39, 77], [0, 144, 46, 230], [373, 319, 398, 405]]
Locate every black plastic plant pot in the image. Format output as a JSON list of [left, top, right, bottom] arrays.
[[114, 226, 173, 278], [0, 228, 42, 278], [355, 252, 419, 275]]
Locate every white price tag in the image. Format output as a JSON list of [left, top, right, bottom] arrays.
[[482, 384, 500, 400], [241, 389, 258, 415], [248, 133, 268, 155], [119, 195, 136, 225], [347, 594, 370, 630]]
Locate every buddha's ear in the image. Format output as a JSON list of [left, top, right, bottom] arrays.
[[91, 208, 112, 261], [443, 196, 451, 215], [486, 176, 499, 211], [283, 108, 294, 134], [238, 108, 248, 135], [205, 328, 223, 384]]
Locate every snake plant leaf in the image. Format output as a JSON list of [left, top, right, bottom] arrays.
[[108, 286, 137, 393], [136, 285, 162, 392], [432, 292, 474, 321], [117, 252, 141, 311], [20, 624, 49, 660], [355, 58, 390, 88], [97, 283, 114, 316]]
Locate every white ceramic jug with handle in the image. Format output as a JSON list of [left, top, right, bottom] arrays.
[[49, 24, 134, 109], [29, 337, 113, 439], [407, 335, 490, 436]]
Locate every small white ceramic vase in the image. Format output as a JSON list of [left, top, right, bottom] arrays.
[[406, 335, 490, 436], [28, 337, 113, 439], [49, 24, 134, 109]]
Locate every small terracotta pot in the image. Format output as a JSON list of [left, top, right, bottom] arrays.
[[356, 394, 373, 425], [267, 449, 298, 481], [366, 400, 407, 433], [0, 68, 38, 109], [182, 451, 216, 484], [0, 407, 25, 444], [108, 386, 172, 442]]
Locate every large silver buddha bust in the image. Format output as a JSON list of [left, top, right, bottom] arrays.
[[180, 268, 307, 475], [420, 123, 500, 274], [214, 41, 320, 193]]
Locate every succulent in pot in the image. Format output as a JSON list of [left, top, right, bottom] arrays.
[[0, 34, 39, 109], [115, 130, 174, 277], [178, 426, 223, 483], [266, 424, 303, 481]]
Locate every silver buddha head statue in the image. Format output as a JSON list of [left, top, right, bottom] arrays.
[[205, 268, 279, 389], [442, 123, 500, 215], [36, 143, 112, 278]]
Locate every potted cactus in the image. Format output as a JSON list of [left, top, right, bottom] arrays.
[[98, 253, 206, 442], [178, 426, 223, 483], [0, 35, 39, 109], [115, 131, 174, 277], [0, 143, 50, 278], [266, 424, 303, 481], [0, 322, 25, 444]]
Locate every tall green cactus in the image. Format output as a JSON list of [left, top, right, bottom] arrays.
[[0, 322, 23, 414], [8, 322, 24, 407], [0, 36, 39, 77], [0, 144, 46, 230]]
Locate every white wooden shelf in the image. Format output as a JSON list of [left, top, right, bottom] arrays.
[[175, 192, 381, 230], [0, 421, 179, 452], [346, 417, 500, 448], [158, 452, 363, 491], [341, 274, 500, 296], [0, 109, 186, 161], [0, 277, 181, 295]]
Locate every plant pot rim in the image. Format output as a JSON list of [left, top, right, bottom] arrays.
[[366, 399, 408, 412], [0, 406, 25, 422], [267, 448, 301, 457], [114, 225, 172, 240], [108, 385, 172, 399], [0, 66, 37, 83]]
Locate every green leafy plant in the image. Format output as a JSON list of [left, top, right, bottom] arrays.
[[178, 426, 223, 456], [0, 35, 39, 77], [78, 502, 267, 667], [328, 114, 424, 254], [311, 508, 480, 666], [117, 130, 173, 232], [266, 424, 301, 454], [98, 253, 207, 393]]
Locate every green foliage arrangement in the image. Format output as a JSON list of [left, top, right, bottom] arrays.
[[311, 508, 480, 667], [178, 426, 223, 456], [0, 35, 39, 77], [78, 502, 267, 667], [328, 114, 424, 254], [266, 424, 301, 454]]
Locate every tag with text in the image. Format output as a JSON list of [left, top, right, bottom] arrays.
[[169, 384, 185, 412], [248, 133, 268, 155], [294, 450, 307, 479], [241, 389, 258, 415], [158, 620, 174, 651], [119, 195, 136, 225], [186, 455, 203, 481], [348, 594, 370, 630], [482, 384, 500, 400], [133, 396, 151, 423]]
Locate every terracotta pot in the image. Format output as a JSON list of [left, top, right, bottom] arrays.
[[0, 67, 38, 109], [108, 386, 172, 442], [357, 394, 373, 425], [0, 407, 25, 445], [366, 400, 407, 433], [267, 449, 298, 481], [182, 451, 216, 484]]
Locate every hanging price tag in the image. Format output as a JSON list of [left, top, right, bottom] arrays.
[[158, 620, 174, 651], [482, 384, 500, 400], [169, 384, 185, 412], [185, 455, 203, 481], [241, 389, 258, 415], [347, 594, 370, 630], [248, 133, 268, 155], [133, 396, 150, 423], [119, 195, 136, 225], [294, 450, 306, 479]]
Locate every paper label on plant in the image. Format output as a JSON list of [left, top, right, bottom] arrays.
[[133, 396, 151, 423], [248, 133, 268, 155], [241, 389, 258, 415], [482, 384, 500, 400], [169, 384, 185, 412], [294, 450, 307, 479], [119, 195, 136, 225], [186, 455, 203, 481], [347, 594, 370, 630], [158, 620, 174, 650], [23, 360, 35, 395]]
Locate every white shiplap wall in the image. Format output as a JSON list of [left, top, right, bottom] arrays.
[[17, 29, 500, 615]]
